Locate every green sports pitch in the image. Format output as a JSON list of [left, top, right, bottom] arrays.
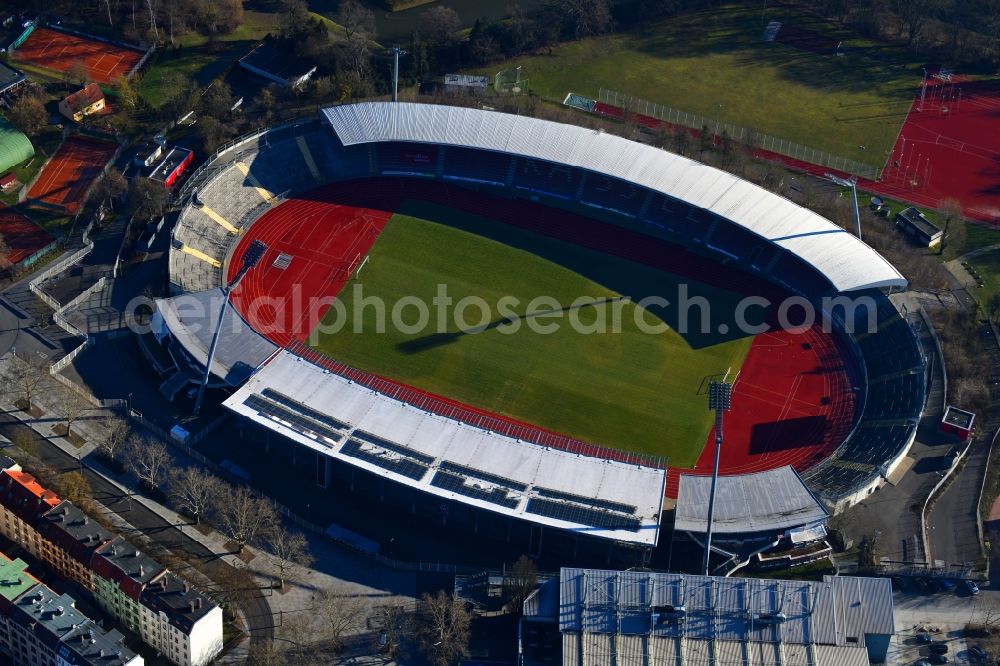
[[310, 203, 754, 465]]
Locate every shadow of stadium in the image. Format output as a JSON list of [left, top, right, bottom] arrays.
[[387, 199, 768, 350]]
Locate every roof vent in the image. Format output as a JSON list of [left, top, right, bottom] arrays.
[[754, 612, 787, 625]]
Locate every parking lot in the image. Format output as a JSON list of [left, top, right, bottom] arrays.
[[890, 587, 999, 665]]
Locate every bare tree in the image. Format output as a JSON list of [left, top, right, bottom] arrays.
[[421, 6, 462, 45], [416, 590, 471, 666], [128, 178, 168, 222], [98, 415, 130, 462], [56, 471, 94, 511], [5, 94, 47, 137], [373, 603, 411, 659], [65, 60, 91, 89], [57, 390, 89, 440], [263, 524, 313, 590], [94, 169, 129, 209], [168, 466, 220, 525], [316, 587, 371, 652], [212, 563, 258, 622], [102, 0, 115, 26], [336, 0, 375, 42], [214, 483, 277, 554], [145, 0, 160, 41], [9, 430, 38, 463], [503, 555, 539, 614], [0, 233, 9, 271], [246, 640, 284, 666], [547, 0, 613, 39], [939, 197, 965, 256], [5, 355, 48, 410], [126, 435, 171, 490], [114, 76, 139, 114]]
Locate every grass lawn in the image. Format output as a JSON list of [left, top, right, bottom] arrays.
[[138, 11, 280, 108], [965, 249, 1000, 306], [311, 203, 755, 464], [479, 4, 919, 166]]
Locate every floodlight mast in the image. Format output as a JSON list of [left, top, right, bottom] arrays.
[[193, 240, 267, 416], [391, 45, 407, 102], [703, 379, 732, 576], [825, 173, 862, 241]]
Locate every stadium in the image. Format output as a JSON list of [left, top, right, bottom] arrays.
[[154, 102, 926, 562]]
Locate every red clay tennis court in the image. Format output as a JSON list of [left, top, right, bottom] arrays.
[[229, 180, 858, 496], [13, 27, 142, 84], [28, 135, 117, 215], [0, 206, 55, 267]]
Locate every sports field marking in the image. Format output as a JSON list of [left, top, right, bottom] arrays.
[[312, 209, 753, 462], [198, 205, 240, 234], [181, 245, 222, 268], [13, 27, 142, 84], [235, 162, 276, 203], [296, 137, 322, 181]]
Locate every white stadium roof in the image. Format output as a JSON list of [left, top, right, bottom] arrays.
[[323, 102, 905, 294], [224, 351, 667, 545], [674, 466, 828, 535]]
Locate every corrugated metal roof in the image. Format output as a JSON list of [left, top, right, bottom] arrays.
[[828, 575, 895, 641], [323, 102, 905, 294], [155, 289, 278, 386], [559, 569, 894, 659], [675, 466, 829, 534]]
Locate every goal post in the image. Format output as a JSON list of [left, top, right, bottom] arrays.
[[495, 66, 526, 94], [348, 253, 370, 280]]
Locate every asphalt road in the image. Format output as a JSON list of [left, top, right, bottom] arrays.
[[927, 319, 1000, 567], [0, 410, 274, 646]]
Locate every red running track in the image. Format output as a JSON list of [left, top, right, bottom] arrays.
[[229, 179, 856, 496], [228, 195, 391, 346], [595, 78, 1000, 223]]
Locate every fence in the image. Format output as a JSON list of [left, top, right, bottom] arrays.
[[7, 20, 37, 52], [287, 340, 668, 469], [176, 119, 319, 203], [596, 88, 882, 181], [128, 43, 157, 79]]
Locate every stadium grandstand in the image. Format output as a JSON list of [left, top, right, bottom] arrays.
[[520, 567, 895, 666], [226, 351, 666, 546], [674, 466, 829, 569], [160, 103, 925, 558]]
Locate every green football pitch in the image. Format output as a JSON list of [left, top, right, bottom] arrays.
[[310, 203, 754, 465]]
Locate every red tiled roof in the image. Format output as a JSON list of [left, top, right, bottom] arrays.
[[63, 83, 104, 112], [0, 470, 61, 525]]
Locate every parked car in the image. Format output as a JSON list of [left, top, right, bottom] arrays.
[[929, 655, 948, 664], [916, 633, 932, 644], [965, 580, 980, 596], [913, 660, 931, 666], [938, 579, 955, 592], [929, 643, 949, 655], [969, 646, 988, 661]]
